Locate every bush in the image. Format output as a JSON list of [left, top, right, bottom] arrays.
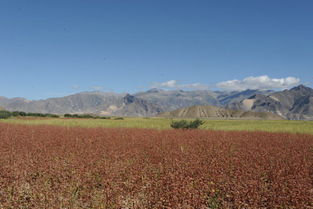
[[19, 111, 27, 116], [45, 114, 60, 118], [11, 112, 59, 118], [94, 116, 111, 119], [64, 113, 110, 119], [80, 114, 94, 119], [0, 110, 12, 119], [114, 117, 124, 120], [170, 119, 204, 129], [0, 111, 59, 118], [12, 111, 21, 117], [26, 112, 46, 117]]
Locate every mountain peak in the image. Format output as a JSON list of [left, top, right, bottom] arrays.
[[146, 88, 163, 93], [290, 85, 313, 93]]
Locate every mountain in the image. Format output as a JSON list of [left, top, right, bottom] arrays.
[[158, 105, 283, 120], [107, 94, 163, 117], [135, 89, 220, 112], [0, 92, 163, 117], [0, 92, 124, 114], [217, 89, 273, 105], [1, 86, 311, 119], [228, 85, 313, 120], [134, 88, 274, 111]]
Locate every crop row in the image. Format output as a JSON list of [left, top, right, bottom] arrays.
[[0, 124, 312, 208]]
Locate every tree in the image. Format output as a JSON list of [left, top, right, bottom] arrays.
[[0, 110, 12, 119]]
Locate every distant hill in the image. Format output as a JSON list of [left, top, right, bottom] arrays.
[[1, 85, 312, 119], [216, 89, 273, 105], [107, 94, 163, 117], [158, 105, 283, 120], [227, 85, 313, 120], [0, 92, 164, 117], [0, 89, 268, 117], [135, 89, 220, 111]]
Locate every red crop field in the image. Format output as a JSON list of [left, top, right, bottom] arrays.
[[0, 124, 312, 208]]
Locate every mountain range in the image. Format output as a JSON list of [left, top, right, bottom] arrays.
[[1, 85, 313, 120], [227, 85, 313, 120], [0, 89, 272, 116]]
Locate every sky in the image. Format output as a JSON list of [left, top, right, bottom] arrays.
[[1, 0, 313, 100]]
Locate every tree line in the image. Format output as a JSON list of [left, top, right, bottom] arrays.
[[0, 110, 60, 119], [0, 110, 112, 119]]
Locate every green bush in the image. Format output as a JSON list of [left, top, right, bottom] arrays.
[[45, 114, 60, 118], [12, 111, 21, 117], [0, 110, 12, 119], [170, 119, 205, 129], [11, 112, 59, 118], [19, 111, 27, 116], [26, 112, 46, 117], [94, 116, 111, 119], [81, 114, 94, 119], [64, 113, 110, 119], [0, 110, 59, 118], [114, 117, 124, 120]]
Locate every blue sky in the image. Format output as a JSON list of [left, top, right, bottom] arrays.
[[1, 0, 312, 99]]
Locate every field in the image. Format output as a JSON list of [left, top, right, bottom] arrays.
[[2, 117, 313, 134], [0, 123, 313, 208]]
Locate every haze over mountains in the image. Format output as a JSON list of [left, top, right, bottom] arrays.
[[0, 85, 313, 120]]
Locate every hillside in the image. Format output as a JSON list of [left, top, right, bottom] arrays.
[[0, 85, 312, 119], [135, 89, 220, 111], [158, 105, 283, 120], [228, 85, 313, 120], [0, 89, 270, 117]]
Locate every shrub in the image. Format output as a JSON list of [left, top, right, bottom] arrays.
[[45, 114, 60, 118], [114, 117, 124, 120], [188, 119, 205, 129], [19, 111, 27, 116], [64, 113, 110, 119], [171, 119, 204, 129], [11, 112, 60, 118], [94, 116, 111, 119], [12, 111, 21, 117], [0, 110, 12, 119], [26, 112, 46, 117], [79, 114, 94, 119]]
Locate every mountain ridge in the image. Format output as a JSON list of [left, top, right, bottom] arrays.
[[158, 105, 283, 120], [228, 85, 313, 120], [1, 85, 312, 119]]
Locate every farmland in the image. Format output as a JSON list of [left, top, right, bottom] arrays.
[[1, 117, 313, 134], [0, 123, 313, 208]]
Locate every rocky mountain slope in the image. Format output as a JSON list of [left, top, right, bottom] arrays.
[[1, 85, 312, 119], [228, 85, 313, 120], [158, 105, 283, 120], [134, 89, 219, 111], [0, 89, 264, 116], [216, 89, 273, 105]]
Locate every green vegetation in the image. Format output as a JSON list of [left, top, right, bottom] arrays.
[[1, 117, 313, 135], [114, 117, 124, 120], [25, 112, 60, 118], [12, 111, 27, 116], [64, 113, 110, 119], [0, 110, 59, 118], [0, 110, 12, 119], [171, 119, 204, 129]]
